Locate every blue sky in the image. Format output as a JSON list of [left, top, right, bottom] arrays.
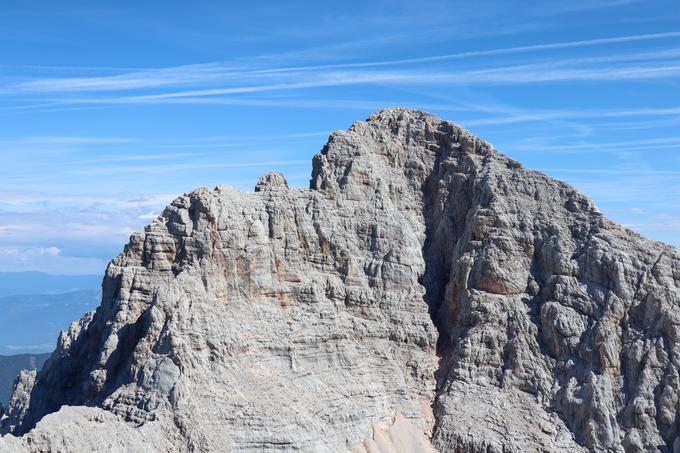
[[1, 0, 679, 275]]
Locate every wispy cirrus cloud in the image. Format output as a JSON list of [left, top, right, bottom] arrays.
[[0, 246, 61, 257], [0, 191, 176, 209], [0, 27, 676, 147], [464, 107, 680, 126], [12, 63, 238, 93], [66, 159, 311, 176], [247, 31, 680, 73], [33, 59, 680, 109], [16, 136, 135, 145], [3, 31, 679, 107], [509, 137, 680, 154]]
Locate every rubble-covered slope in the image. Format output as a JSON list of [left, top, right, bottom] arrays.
[[1, 108, 679, 452]]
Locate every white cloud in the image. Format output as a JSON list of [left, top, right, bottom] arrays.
[[0, 193, 175, 263], [138, 212, 160, 220], [0, 247, 52, 257], [0, 191, 176, 209], [42, 246, 61, 256], [0, 246, 107, 275]]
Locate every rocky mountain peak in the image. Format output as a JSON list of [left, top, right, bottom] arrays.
[[1, 109, 679, 452], [254, 172, 289, 192]]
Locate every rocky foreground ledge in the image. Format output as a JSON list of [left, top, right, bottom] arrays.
[[1, 108, 679, 452]]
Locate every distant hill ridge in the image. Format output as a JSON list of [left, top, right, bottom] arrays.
[[0, 290, 100, 355], [0, 272, 101, 296]]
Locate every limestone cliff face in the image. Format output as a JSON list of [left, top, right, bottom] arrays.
[[1, 108, 679, 452]]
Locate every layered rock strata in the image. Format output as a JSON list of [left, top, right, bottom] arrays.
[[2, 108, 679, 452]]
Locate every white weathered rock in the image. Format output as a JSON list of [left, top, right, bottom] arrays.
[[1, 108, 679, 452]]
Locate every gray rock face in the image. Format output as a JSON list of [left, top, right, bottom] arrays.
[[1, 108, 679, 452], [0, 354, 50, 407]]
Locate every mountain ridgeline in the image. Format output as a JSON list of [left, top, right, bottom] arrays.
[[1, 109, 679, 452]]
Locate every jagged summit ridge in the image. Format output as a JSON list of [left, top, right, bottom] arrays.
[[1, 108, 679, 452]]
